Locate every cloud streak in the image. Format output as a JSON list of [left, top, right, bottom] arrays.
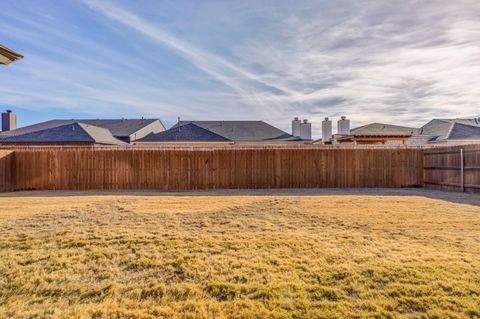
[[0, 0, 479, 136], [81, 0, 298, 109]]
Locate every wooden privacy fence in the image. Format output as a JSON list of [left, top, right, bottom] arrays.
[[0, 147, 424, 191], [424, 144, 480, 193]]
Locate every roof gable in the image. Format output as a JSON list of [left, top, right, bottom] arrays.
[[0, 123, 95, 143], [77, 119, 163, 137], [138, 123, 231, 142], [447, 123, 480, 140], [420, 121, 453, 140], [0, 118, 163, 142], [0, 120, 76, 138], [423, 118, 480, 128], [351, 123, 419, 136], [174, 121, 293, 141], [0, 122, 126, 145]]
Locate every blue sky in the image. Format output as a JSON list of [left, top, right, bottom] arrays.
[[1, 0, 479, 136]]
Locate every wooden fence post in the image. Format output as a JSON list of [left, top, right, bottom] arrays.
[[460, 148, 464, 192]]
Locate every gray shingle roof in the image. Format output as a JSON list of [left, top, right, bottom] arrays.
[[420, 120, 480, 141], [0, 122, 125, 145], [419, 122, 452, 140], [139, 123, 231, 142], [0, 119, 162, 140], [0, 120, 76, 138], [77, 119, 162, 137], [423, 118, 480, 128], [173, 121, 298, 141], [448, 123, 480, 140], [351, 123, 420, 136]]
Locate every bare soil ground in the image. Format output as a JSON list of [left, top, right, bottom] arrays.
[[0, 189, 479, 319]]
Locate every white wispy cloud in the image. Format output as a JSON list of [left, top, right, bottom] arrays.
[[0, 0, 479, 136], [81, 0, 298, 109]]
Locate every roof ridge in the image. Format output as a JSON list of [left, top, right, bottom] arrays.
[[445, 122, 457, 139], [176, 122, 232, 140], [77, 123, 125, 145]]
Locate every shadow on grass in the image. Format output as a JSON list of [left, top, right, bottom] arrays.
[[0, 188, 478, 206]]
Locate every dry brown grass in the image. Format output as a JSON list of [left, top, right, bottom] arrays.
[[0, 189, 479, 319]]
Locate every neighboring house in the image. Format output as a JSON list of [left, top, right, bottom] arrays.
[[0, 44, 23, 65], [349, 123, 420, 145], [137, 122, 232, 145], [73, 119, 165, 142], [0, 113, 165, 146], [316, 117, 480, 145], [418, 118, 480, 144], [136, 120, 309, 145], [0, 122, 126, 146]]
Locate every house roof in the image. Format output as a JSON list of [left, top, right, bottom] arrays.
[[351, 123, 420, 136], [173, 121, 299, 141], [138, 123, 231, 142], [0, 122, 126, 145], [448, 123, 480, 140], [421, 121, 480, 141], [76, 119, 162, 138], [423, 118, 480, 128], [0, 119, 161, 139], [0, 44, 23, 65]]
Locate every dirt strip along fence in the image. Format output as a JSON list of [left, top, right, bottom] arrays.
[[424, 144, 480, 193], [0, 147, 424, 192]]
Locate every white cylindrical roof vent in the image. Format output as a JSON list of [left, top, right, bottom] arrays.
[[337, 116, 350, 135], [292, 117, 301, 137], [322, 117, 332, 143], [300, 119, 312, 140]]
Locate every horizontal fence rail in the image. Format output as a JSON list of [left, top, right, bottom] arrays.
[[0, 147, 424, 192], [424, 144, 480, 193]]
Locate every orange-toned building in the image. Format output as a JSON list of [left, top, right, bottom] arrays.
[[346, 123, 419, 145]]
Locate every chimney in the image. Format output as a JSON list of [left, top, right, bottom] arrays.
[[300, 119, 312, 140], [337, 115, 350, 135], [2, 110, 17, 131], [322, 117, 332, 143], [292, 117, 301, 137]]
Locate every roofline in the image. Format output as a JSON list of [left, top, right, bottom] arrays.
[[134, 141, 233, 144], [0, 44, 23, 65], [0, 141, 95, 145], [78, 123, 127, 145], [127, 119, 166, 139], [351, 122, 419, 133], [138, 122, 232, 142], [174, 120, 292, 140], [352, 134, 412, 138]]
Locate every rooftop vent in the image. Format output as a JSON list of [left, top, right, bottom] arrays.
[[300, 119, 312, 140], [292, 117, 301, 137], [322, 117, 332, 143], [337, 115, 350, 135]]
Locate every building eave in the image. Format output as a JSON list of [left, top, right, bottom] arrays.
[[0, 44, 23, 65]]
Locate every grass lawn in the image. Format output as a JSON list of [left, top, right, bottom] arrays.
[[0, 189, 479, 319]]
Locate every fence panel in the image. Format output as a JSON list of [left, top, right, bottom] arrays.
[[424, 144, 480, 193], [0, 147, 423, 192]]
